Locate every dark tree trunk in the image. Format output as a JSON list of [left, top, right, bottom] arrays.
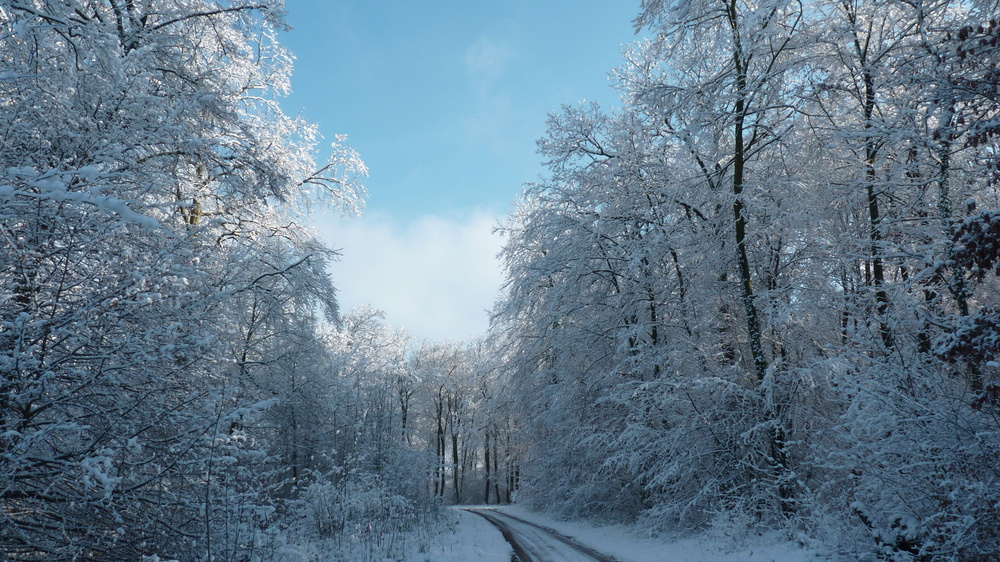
[[483, 429, 492, 504]]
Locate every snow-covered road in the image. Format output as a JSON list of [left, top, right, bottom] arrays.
[[465, 508, 618, 562]]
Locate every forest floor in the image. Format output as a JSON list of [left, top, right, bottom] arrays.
[[409, 505, 826, 561]]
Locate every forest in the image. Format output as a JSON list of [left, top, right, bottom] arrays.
[[1, 0, 999, 561]]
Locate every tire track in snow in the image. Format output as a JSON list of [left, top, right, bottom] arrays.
[[465, 508, 620, 562]]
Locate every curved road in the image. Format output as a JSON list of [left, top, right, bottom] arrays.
[[465, 508, 619, 562]]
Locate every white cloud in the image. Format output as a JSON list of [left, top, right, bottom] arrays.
[[462, 35, 518, 149], [310, 209, 506, 342], [464, 36, 512, 87]]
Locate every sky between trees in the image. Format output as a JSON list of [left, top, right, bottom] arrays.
[[278, 0, 643, 340]]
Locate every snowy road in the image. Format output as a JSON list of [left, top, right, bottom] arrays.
[[465, 508, 619, 562]]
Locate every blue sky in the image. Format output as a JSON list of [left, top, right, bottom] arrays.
[[279, 1, 642, 341]]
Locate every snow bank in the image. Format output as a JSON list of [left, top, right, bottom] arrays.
[[493, 505, 824, 562], [404, 509, 512, 562]]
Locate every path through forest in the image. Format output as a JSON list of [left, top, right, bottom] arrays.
[[465, 508, 619, 562]]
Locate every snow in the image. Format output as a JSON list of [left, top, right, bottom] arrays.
[[403, 509, 512, 562], [80, 455, 121, 500], [430, 505, 824, 562]]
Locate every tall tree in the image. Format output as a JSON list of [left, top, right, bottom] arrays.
[[0, 1, 363, 558]]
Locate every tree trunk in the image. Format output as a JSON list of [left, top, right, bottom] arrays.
[[493, 433, 502, 503], [933, 99, 982, 390], [862, 68, 893, 350], [484, 429, 492, 504], [452, 429, 460, 504], [725, 0, 791, 515], [434, 392, 445, 497], [727, 1, 768, 383], [842, 1, 894, 350]]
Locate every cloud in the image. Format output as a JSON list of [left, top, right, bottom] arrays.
[[311, 209, 506, 342], [462, 35, 518, 148], [464, 36, 512, 87]]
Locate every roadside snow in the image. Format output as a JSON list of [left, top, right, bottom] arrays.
[[403, 509, 512, 562], [450, 506, 827, 562]]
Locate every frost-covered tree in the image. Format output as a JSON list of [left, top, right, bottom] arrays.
[[495, 0, 818, 524], [793, 3, 1000, 558], [281, 307, 447, 560], [491, 0, 1000, 558], [0, 1, 363, 558]]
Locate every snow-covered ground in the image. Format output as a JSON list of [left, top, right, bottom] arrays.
[[423, 505, 825, 562], [402, 509, 513, 562]]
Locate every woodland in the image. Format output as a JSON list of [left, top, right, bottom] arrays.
[[2, 0, 1000, 561]]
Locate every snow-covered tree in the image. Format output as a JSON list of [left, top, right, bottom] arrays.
[[490, 1, 1000, 558], [0, 1, 363, 558]]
